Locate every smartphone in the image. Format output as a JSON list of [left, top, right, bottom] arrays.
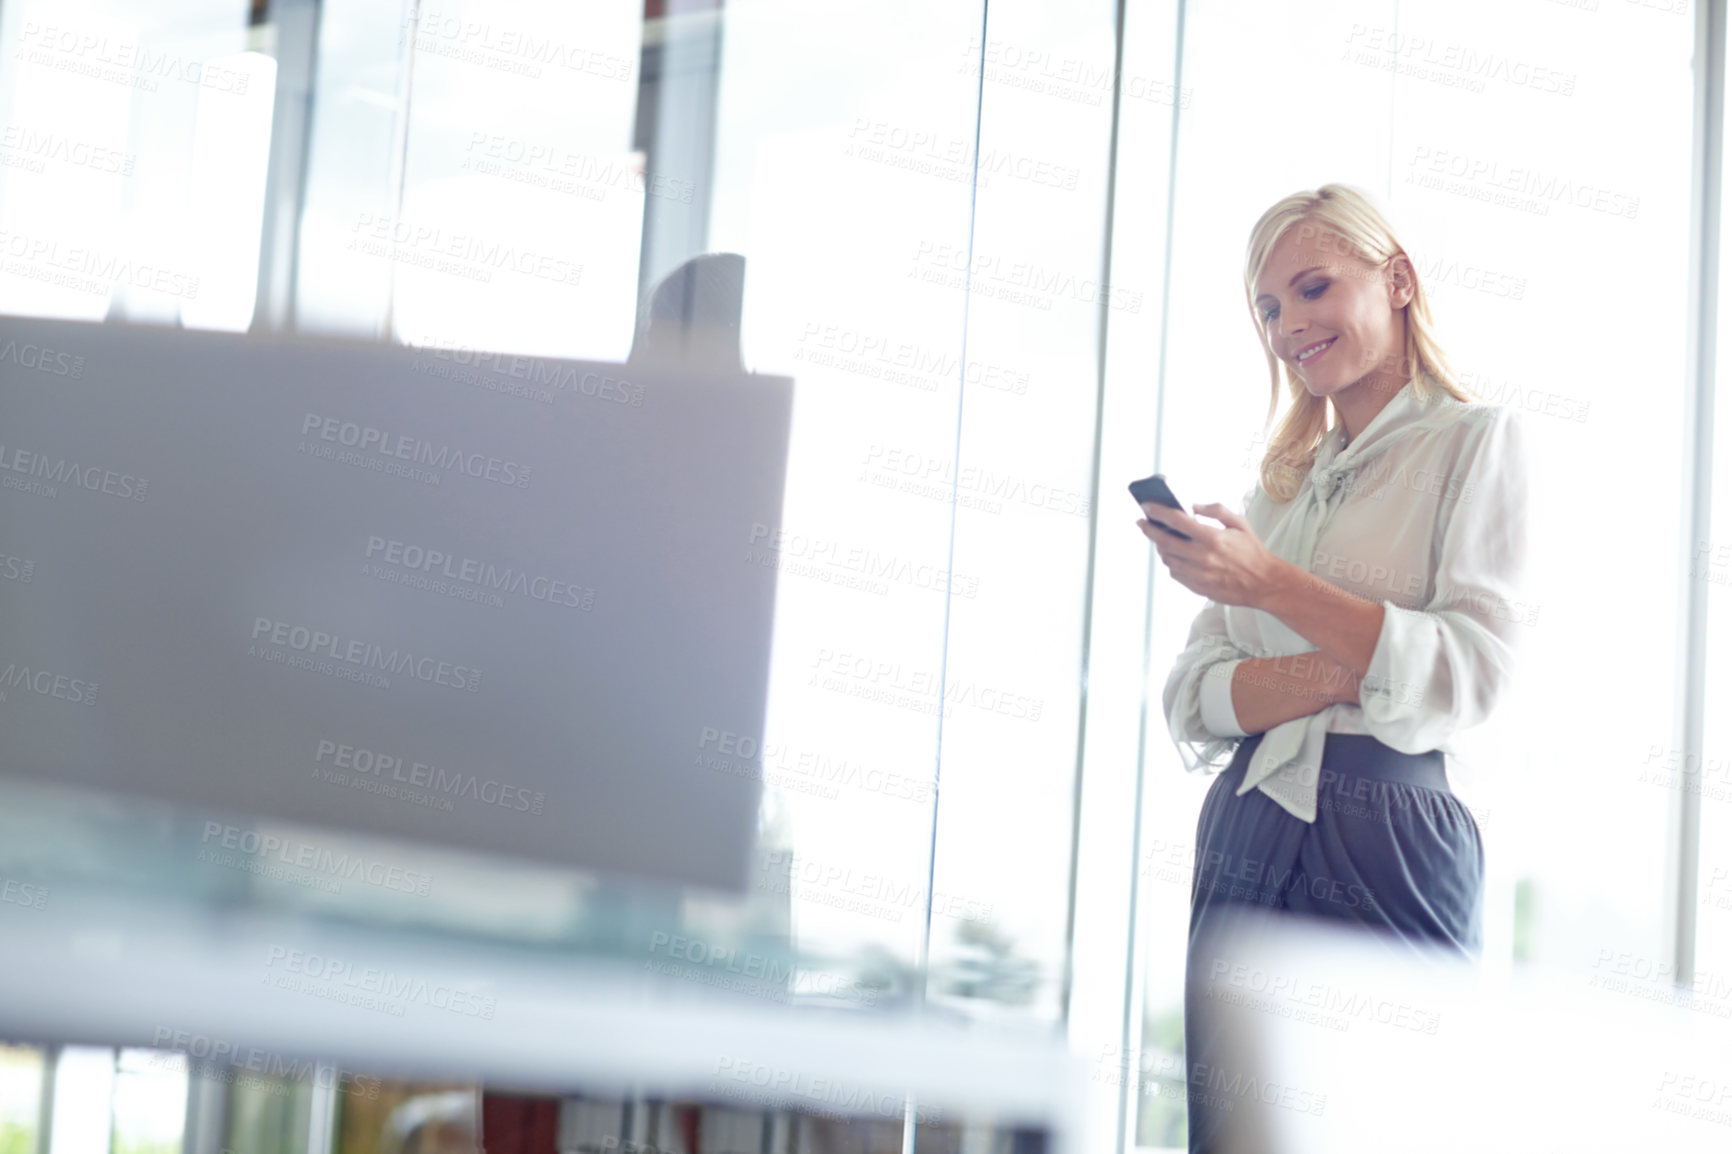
[[1129, 474, 1191, 540]]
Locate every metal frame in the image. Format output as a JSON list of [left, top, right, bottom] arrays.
[[1059, 1, 1187, 1150], [1670, 0, 1724, 990], [32, 1045, 55, 1154], [1060, 0, 1132, 1036], [633, 3, 727, 304], [304, 1064, 340, 1154], [181, 1065, 229, 1154], [251, 0, 324, 333], [1115, 2, 1188, 1150]]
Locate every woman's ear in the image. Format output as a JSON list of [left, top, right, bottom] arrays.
[[1386, 253, 1417, 310]]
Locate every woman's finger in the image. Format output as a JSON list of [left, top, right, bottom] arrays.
[[1155, 532, 1193, 564], [1144, 503, 1206, 538], [1141, 521, 1176, 562], [1193, 502, 1249, 532], [1140, 515, 1178, 545]]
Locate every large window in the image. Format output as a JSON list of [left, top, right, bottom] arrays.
[[1113, 2, 1700, 1148]]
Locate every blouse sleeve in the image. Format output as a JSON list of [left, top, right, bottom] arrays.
[[1359, 406, 1530, 753], [1161, 485, 1262, 773], [1161, 596, 1252, 774]]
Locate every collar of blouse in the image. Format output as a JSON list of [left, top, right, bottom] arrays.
[[1305, 374, 1459, 502]]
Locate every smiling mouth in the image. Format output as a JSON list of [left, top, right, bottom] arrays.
[[1296, 338, 1337, 367]]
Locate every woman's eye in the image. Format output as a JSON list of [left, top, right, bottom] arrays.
[[1261, 305, 1279, 323], [1302, 281, 1328, 300]]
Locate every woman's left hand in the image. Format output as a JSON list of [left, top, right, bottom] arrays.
[[1137, 502, 1286, 608]]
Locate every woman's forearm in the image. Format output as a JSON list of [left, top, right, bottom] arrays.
[[1255, 558, 1386, 677], [1230, 652, 1360, 734]]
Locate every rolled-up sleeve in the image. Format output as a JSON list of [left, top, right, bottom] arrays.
[[1199, 661, 1250, 737], [1163, 596, 1253, 774], [1360, 407, 1530, 753]]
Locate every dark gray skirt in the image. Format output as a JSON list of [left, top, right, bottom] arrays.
[[1182, 731, 1483, 1153]]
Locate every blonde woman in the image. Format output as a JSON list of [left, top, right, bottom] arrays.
[[1138, 184, 1529, 1151]]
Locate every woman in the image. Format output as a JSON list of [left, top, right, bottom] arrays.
[[1138, 184, 1529, 1152]]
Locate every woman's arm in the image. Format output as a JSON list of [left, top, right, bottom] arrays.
[[1163, 596, 1249, 748], [1142, 503, 1386, 676], [1229, 650, 1360, 734], [1252, 561, 1386, 678]]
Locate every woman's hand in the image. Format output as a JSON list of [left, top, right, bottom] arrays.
[[1137, 502, 1289, 609]]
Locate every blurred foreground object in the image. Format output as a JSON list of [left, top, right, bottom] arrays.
[[1182, 908, 1732, 1152], [0, 314, 789, 890]]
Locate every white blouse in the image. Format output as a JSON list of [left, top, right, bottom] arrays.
[[1161, 376, 1531, 822]]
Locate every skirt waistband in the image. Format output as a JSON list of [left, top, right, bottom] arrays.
[[1233, 731, 1449, 792]]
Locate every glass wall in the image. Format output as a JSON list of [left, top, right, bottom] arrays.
[[0, 0, 1121, 1125], [1123, 1, 1700, 1148]]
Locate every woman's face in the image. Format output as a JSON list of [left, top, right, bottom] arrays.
[[1251, 222, 1413, 402]]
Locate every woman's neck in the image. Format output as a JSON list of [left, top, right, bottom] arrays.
[[1333, 373, 1410, 445]]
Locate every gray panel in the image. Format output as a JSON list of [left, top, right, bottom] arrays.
[[0, 318, 789, 892]]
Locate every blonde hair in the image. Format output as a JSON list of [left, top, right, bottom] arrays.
[[1243, 183, 1474, 502]]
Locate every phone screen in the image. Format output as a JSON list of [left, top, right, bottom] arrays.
[[1129, 474, 1190, 540]]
